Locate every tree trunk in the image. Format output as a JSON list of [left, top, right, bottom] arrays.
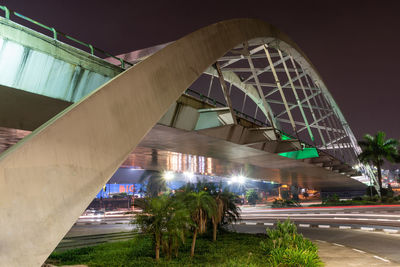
[[191, 228, 198, 258], [175, 247, 179, 258], [377, 163, 383, 197], [155, 235, 160, 261], [213, 221, 217, 241], [168, 238, 172, 260]]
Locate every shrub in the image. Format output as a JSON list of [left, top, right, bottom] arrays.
[[268, 248, 323, 267], [260, 220, 323, 267], [272, 199, 302, 208], [322, 194, 339, 205], [246, 189, 259, 205], [365, 186, 378, 196]]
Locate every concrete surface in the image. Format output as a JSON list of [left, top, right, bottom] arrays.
[[0, 17, 121, 104], [317, 240, 398, 266]]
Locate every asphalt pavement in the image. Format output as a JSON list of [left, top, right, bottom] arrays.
[[58, 205, 400, 264]]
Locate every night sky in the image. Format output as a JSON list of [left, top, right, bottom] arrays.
[[4, 0, 400, 141]]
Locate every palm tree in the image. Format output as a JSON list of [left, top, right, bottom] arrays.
[[134, 196, 168, 260], [134, 195, 193, 261], [184, 191, 216, 257], [358, 131, 400, 196], [211, 190, 241, 241], [161, 199, 193, 259]]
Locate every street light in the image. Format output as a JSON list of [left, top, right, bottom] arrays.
[[230, 175, 246, 184], [163, 171, 174, 181]]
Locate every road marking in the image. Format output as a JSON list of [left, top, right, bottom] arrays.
[[332, 243, 344, 247], [315, 240, 326, 243], [360, 227, 374, 231], [352, 248, 366, 254], [246, 222, 257, 225], [376, 218, 389, 221], [318, 225, 330, 228], [264, 222, 274, 226], [383, 229, 399, 234], [373, 255, 390, 263], [339, 226, 352, 229], [299, 224, 310, 227]]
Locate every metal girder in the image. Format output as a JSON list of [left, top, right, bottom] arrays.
[[297, 111, 334, 133], [275, 91, 323, 118], [321, 143, 353, 150], [289, 55, 323, 145], [245, 81, 318, 91], [245, 42, 277, 129], [243, 55, 291, 83], [220, 44, 265, 68], [263, 44, 297, 133], [278, 49, 314, 141], [277, 117, 345, 133], [218, 52, 279, 61], [223, 67, 300, 73], [321, 135, 347, 148], [264, 72, 308, 98], [316, 90, 346, 161], [206, 75, 214, 99], [215, 62, 237, 124]]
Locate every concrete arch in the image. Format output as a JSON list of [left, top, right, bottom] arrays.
[[0, 19, 360, 266]]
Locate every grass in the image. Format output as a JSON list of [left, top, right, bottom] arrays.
[[47, 231, 270, 266]]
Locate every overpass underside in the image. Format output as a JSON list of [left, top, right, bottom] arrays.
[[0, 90, 363, 192]]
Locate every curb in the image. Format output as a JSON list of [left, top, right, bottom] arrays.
[[234, 221, 400, 234]]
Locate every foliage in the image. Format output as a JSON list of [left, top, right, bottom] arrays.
[[246, 189, 259, 205], [133, 195, 192, 260], [260, 220, 323, 267], [365, 186, 378, 197], [179, 182, 241, 241], [358, 131, 400, 195], [322, 194, 339, 205], [267, 248, 323, 267], [309, 193, 400, 207], [211, 189, 241, 241], [48, 232, 271, 267], [180, 191, 217, 257], [272, 198, 302, 208]]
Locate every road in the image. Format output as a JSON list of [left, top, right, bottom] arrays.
[[230, 225, 400, 264], [57, 205, 400, 264]]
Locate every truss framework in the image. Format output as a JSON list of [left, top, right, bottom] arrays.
[[184, 38, 375, 185], [127, 37, 375, 186]]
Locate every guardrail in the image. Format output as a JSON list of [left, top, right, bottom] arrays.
[[0, 5, 133, 69]]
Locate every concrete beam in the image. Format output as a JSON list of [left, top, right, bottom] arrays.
[[0, 84, 71, 131]]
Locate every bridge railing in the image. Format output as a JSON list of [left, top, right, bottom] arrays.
[[0, 5, 133, 69]]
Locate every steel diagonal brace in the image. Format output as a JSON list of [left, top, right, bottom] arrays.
[[244, 42, 278, 132], [214, 62, 237, 124], [278, 49, 314, 142], [263, 44, 297, 134], [289, 55, 325, 146]]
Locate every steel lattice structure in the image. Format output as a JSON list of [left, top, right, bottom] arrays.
[[121, 38, 374, 185]]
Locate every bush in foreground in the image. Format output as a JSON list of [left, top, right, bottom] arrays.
[[260, 220, 323, 267]]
